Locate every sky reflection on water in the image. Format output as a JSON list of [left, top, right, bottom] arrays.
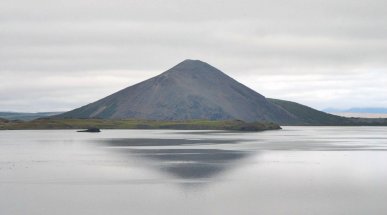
[[1, 127, 387, 215]]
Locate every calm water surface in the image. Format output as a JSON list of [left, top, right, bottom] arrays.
[[1, 127, 387, 215]]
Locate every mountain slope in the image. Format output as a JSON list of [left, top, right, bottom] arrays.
[[58, 60, 297, 123], [267, 99, 351, 125], [268, 98, 387, 125]]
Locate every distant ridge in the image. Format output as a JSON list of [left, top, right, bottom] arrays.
[[0, 112, 63, 121], [324, 107, 387, 114], [323, 107, 387, 119]]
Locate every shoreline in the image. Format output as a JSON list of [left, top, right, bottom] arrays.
[[0, 118, 281, 132]]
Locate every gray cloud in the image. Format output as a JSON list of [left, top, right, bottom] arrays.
[[1, 0, 387, 111]]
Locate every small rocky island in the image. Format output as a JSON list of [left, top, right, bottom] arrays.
[[77, 127, 101, 133]]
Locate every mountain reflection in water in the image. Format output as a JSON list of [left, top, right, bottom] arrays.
[[99, 138, 251, 180]]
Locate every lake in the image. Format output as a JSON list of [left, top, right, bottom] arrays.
[[1, 127, 387, 215]]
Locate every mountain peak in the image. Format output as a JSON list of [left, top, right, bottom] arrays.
[[171, 59, 212, 69], [164, 59, 223, 77], [179, 59, 207, 65]]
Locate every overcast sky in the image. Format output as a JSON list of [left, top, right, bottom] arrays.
[[1, 0, 387, 112]]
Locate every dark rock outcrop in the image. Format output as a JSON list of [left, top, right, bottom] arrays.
[[77, 128, 101, 133]]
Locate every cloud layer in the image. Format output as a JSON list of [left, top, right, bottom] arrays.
[[1, 0, 387, 111]]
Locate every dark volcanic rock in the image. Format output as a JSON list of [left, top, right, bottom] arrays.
[[57, 60, 298, 123], [77, 128, 101, 133]]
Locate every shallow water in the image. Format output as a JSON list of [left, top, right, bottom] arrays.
[[1, 127, 387, 215]]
